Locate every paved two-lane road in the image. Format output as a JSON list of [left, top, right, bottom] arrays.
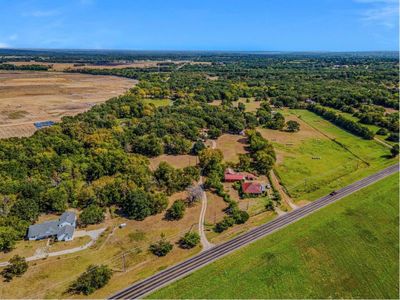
[[110, 163, 399, 299]]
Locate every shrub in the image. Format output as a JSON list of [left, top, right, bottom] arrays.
[[165, 200, 186, 220], [376, 128, 388, 135], [265, 200, 275, 211], [69, 265, 112, 295], [386, 132, 399, 142], [149, 234, 173, 256], [1, 255, 28, 281], [179, 232, 200, 249], [232, 210, 250, 224], [214, 216, 235, 233]]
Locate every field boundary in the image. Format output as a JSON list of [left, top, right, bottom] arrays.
[[292, 110, 370, 166]]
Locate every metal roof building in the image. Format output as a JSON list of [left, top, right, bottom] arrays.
[[27, 211, 76, 241]]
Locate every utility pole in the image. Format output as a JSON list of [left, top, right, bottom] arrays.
[[122, 253, 126, 272]]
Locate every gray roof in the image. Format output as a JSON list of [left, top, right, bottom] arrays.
[[59, 211, 76, 225], [57, 224, 75, 240], [27, 211, 76, 240], [27, 221, 59, 239]]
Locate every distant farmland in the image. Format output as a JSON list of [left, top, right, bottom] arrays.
[[0, 71, 137, 138]]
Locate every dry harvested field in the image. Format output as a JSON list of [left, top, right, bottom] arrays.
[[0, 71, 137, 138]]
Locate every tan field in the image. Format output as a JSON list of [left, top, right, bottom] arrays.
[[0, 71, 137, 138], [214, 134, 248, 163]]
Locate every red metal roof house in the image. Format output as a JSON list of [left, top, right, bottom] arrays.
[[241, 182, 265, 195], [224, 168, 256, 182], [224, 173, 245, 182]]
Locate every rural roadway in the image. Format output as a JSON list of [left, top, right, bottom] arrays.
[[110, 163, 399, 299]]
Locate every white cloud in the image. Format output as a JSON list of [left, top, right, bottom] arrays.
[[0, 42, 10, 48], [355, 0, 399, 28]]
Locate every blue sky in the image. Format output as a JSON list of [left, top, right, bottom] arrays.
[[0, 0, 398, 51]]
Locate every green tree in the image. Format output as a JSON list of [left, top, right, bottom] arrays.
[[208, 126, 222, 139], [238, 102, 246, 112], [232, 210, 250, 224], [122, 189, 152, 220], [252, 150, 275, 175], [132, 134, 164, 157], [149, 192, 168, 214], [0, 227, 18, 252], [286, 120, 300, 132], [10, 198, 39, 222], [165, 200, 186, 220], [149, 234, 173, 256], [191, 140, 206, 155], [79, 204, 105, 226], [198, 148, 224, 175], [43, 186, 68, 213], [1, 255, 28, 281], [179, 232, 200, 249], [69, 265, 112, 295]]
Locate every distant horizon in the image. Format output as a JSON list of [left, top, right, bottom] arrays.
[[1, 47, 398, 54]]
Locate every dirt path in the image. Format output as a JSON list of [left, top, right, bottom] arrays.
[[270, 170, 298, 209], [197, 139, 217, 251], [374, 137, 392, 149], [198, 177, 213, 251]]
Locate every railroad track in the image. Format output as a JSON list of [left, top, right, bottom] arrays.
[[110, 163, 399, 299]]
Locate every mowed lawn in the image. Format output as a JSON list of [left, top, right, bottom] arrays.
[[149, 173, 399, 299], [259, 109, 396, 201]]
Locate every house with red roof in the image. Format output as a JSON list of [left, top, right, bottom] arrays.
[[224, 169, 256, 182], [224, 173, 245, 182], [241, 182, 266, 195]]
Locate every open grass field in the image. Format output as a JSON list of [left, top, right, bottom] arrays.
[[0, 191, 203, 299], [149, 173, 399, 299], [214, 134, 247, 163], [149, 154, 198, 170], [258, 109, 396, 201], [0, 71, 137, 138]]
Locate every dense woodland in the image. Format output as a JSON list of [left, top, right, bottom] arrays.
[[0, 51, 398, 251]]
